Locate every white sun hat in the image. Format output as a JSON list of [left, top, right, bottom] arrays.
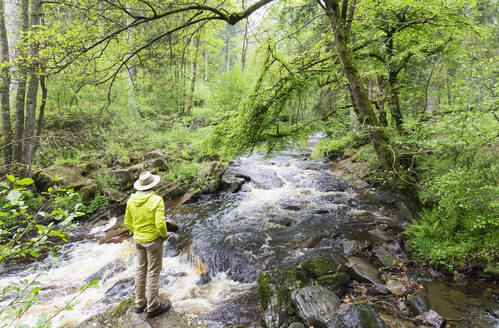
[[134, 171, 161, 191]]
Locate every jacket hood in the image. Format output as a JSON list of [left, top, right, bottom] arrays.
[[130, 192, 155, 206]]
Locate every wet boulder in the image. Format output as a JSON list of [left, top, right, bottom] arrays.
[[291, 286, 341, 328], [327, 303, 388, 328], [219, 177, 246, 193], [104, 278, 134, 302], [76, 297, 187, 328], [347, 257, 388, 294], [373, 245, 401, 267], [317, 273, 351, 298], [386, 279, 406, 296], [407, 291, 430, 316], [342, 240, 371, 257], [300, 257, 345, 278], [85, 259, 127, 284], [257, 268, 308, 328]]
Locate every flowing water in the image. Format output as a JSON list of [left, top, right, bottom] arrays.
[[1, 135, 498, 327]]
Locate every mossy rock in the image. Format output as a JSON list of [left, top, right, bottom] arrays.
[[257, 268, 307, 328], [300, 257, 345, 278], [76, 297, 187, 328], [316, 272, 351, 297]]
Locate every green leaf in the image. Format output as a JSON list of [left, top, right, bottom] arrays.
[[17, 178, 34, 186], [6, 175, 15, 183]]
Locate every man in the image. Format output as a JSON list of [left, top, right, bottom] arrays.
[[124, 171, 171, 318]]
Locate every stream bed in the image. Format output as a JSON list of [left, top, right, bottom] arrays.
[[1, 135, 498, 327]]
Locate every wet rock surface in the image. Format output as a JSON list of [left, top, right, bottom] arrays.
[[76, 297, 187, 328], [327, 303, 388, 328], [291, 286, 341, 328]]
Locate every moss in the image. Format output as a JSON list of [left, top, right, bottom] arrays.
[[300, 257, 344, 278], [317, 272, 351, 297], [257, 268, 307, 310], [109, 297, 134, 318]]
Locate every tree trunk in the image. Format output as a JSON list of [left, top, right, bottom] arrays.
[[12, 0, 29, 163], [0, 0, 12, 163], [385, 30, 404, 133], [5, 0, 19, 103], [24, 0, 42, 169], [204, 50, 208, 81], [323, 0, 394, 172], [225, 24, 231, 72], [187, 36, 200, 116], [36, 63, 46, 138], [241, 19, 249, 70]]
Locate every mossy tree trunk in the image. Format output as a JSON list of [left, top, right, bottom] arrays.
[[322, 0, 395, 173]]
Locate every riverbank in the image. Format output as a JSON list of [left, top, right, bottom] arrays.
[[2, 138, 497, 328]]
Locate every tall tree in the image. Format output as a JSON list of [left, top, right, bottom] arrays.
[[0, 0, 12, 163], [12, 0, 29, 162], [23, 0, 42, 169]]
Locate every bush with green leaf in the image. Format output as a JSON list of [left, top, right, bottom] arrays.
[[0, 175, 97, 327], [404, 111, 498, 270]]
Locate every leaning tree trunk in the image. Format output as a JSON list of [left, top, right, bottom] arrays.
[[323, 0, 394, 172], [12, 0, 29, 163], [24, 0, 42, 170], [0, 0, 12, 163]]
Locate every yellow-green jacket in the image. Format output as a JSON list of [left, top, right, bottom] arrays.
[[124, 191, 167, 242]]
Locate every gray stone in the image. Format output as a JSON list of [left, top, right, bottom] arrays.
[[347, 257, 386, 287], [368, 228, 394, 242], [407, 292, 430, 316], [201, 179, 219, 194], [220, 178, 246, 193], [342, 240, 371, 256], [423, 310, 446, 328], [327, 303, 388, 328], [143, 149, 169, 160], [373, 245, 400, 267], [288, 323, 306, 328], [386, 279, 406, 296], [291, 286, 341, 328]]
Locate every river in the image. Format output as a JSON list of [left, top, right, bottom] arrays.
[[1, 135, 498, 327]]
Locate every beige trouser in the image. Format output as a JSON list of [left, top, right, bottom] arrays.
[[135, 237, 164, 312]]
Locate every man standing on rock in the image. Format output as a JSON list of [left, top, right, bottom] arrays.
[[125, 171, 171, 318]]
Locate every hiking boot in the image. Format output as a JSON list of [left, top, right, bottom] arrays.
[[134, 305, 146, 313], [146, 302, 171, 318]]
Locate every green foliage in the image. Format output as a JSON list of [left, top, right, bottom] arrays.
[[80, 194, 111, 214], [0, 176, 90, 327], [0, 176, 83, 262], [404, 110, 498, 270], [167, 161, 203, 184], [208, 67, 255, 113]]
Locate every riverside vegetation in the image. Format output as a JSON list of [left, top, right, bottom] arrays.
[[0, 0, 498, 327]]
